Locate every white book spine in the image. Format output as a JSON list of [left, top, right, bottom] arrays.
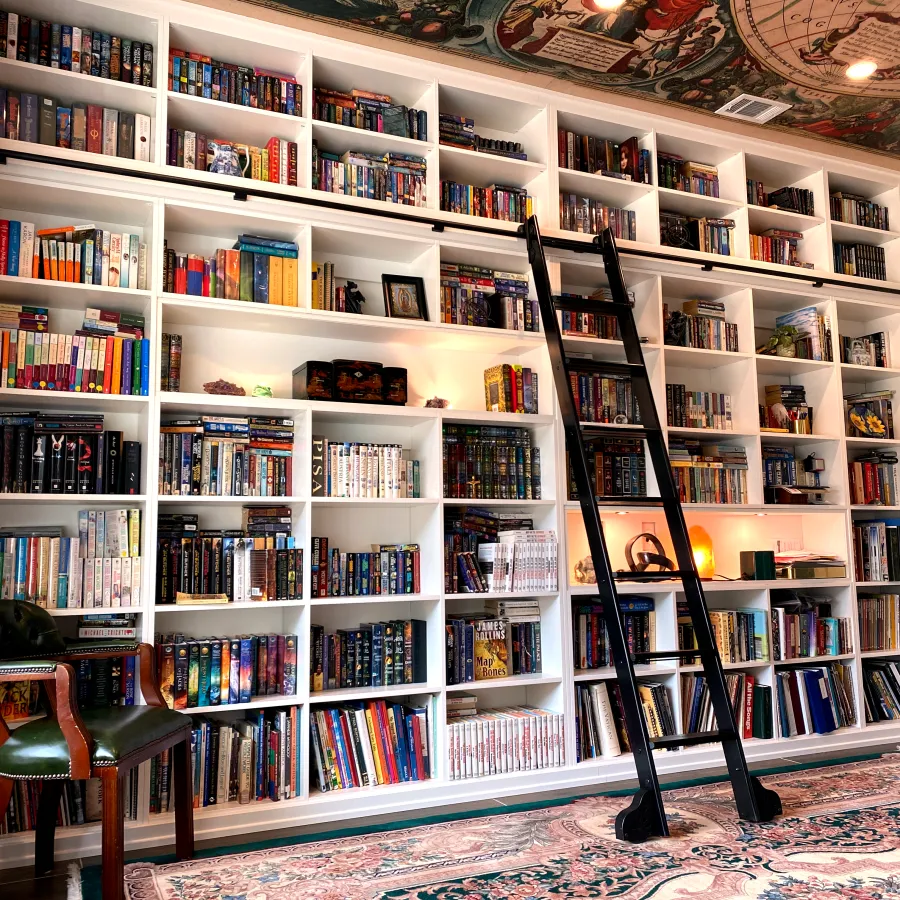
[[121, 557, 132, 606], [128, 234, 140, 290], [131, 555, 142, 607], [134, 114, 151, 162], [102, 557, 112, 607], [111, 557, 122, 606], [18, 223, 34, 277], [5, 13, 17, 59], [108, 233, 122, 287], [138, 243, 148, 290]]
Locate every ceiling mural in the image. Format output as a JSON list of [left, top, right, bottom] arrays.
[[250, 0, 900, 156]]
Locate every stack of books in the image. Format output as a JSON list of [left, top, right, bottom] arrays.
[[77, 611, 138, 639], [155, 509, 303, 605], [310, 698, 435, 792], [1, 412, 140, 495], [557, 130, 650, 183], [746, 181, 815, 216], [840, 330, 891, 367], [775, 663, 855, 736], [442, 424, 541, 500], [309, 437, 420, 498], [163, 234, 299, 304], [849, 449, 898, 506], [852, 519, 900, 582], [310, 538, 420, 597], [660, 212, 734, 255], [567, 438, 647, 500], [2, 305, 149, 395], [2, 92, 151, 161], [845, 388, 894, 439], [683, 673, 772, 739], [1, 511, 142, 609], [668, 439, 749, 504], [0, 220, 149, 288], [439, 263, 536, 331], [858, 594, 900, 652], [830, 192, 889, 230], [770, 595, 851, 658], [310, 619, 426, 692], [862, 660, 900, 723], [315, 87, 426, 140], [574, 597, 654, 669], [762, 446, 825, 491], [441, 182, 531, 222], [0, 13, 153, 84], [159, 333, 182, 392], [559, 195, 636, 239], [764, 384, 813, 434], [483, 364, 540, 414], [159, 415, 294, 497], [834, 242, 887, 280], [750, 229, 810, 267], [569, 369, 639, 424], [664, 298, 738, 352], [658, 153, 719, 196], [166, 131, 299, 186], [705, 608, 769, 663], [448, 704, 565, 779], [440, 113, 525, 159], [169, 48, 301, 115], [666, 385, 733, 430], [312, 143, 427, 207]]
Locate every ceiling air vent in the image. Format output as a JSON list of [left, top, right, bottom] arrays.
[[715, 94, 792, 124]]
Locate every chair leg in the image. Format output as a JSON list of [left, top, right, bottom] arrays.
[[100, 767, 125, 900], [34, 780, 64, 877], [173, 737, 195, 861]]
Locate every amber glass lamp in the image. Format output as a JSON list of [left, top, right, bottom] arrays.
[[688, 525, 715, 580]]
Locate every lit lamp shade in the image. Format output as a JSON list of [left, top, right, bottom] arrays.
[[688, 525, 715, 579]]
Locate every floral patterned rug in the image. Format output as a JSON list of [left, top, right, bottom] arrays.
[[121, 757, 900, 899]]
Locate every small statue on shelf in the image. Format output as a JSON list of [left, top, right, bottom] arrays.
[[425, 397, 449, 408], [345, 281, 367, 315], [203, 379, 245, 396], [252, 384, 274, 398]]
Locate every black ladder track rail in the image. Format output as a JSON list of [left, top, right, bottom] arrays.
[[523, 214, 782, 843]]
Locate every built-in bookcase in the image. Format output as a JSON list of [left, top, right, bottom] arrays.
[[7, 0, 900, 867]]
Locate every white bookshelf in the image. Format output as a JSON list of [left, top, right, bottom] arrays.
[[5, 0, 900, 865]]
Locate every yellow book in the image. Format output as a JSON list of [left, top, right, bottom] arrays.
[[283, 256, 298, 307], [363, 706, 386, 784], [310, 262, 320, 309], [268, 256, 283, 305], [474, 618, 509, 680], [111, 337, 123, 395]]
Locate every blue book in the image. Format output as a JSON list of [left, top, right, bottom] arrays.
[[328, 709, 354, 786], [404, 713, 419, 781], [228, 639, 240, 704], [775, 674, 790, 736], [239, 637, 254, 703], [93, 230, 103, 285], [6, 221, 20, 276], [61, 25, 72, 69], [121, 339, 133, 395], [14, 537, 27, 600], [197, 641, 211, 707], [688, 676, 705, 733], [209, 640, 222, 706], [190, 728, 201, 802], [56, 537, 70, 607], [390, 705, 411, 782], [123, 655, 136, 705], [802, 669, 837, 733], [236, 234, 297, 251], [140, 338, 150, 396], [203, 721, 213, 805], [252, 253, 269, 303]]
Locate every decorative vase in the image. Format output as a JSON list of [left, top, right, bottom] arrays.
[[775, 343, 796, 358]]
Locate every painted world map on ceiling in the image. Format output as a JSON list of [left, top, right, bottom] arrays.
[[246, 0, 900, 156]]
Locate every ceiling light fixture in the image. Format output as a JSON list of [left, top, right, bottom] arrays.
[[591, 0, 626, 9], [846, 60, 878, 80]]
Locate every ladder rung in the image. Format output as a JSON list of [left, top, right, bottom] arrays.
[[566, 358, 645, 377], [651, 731, 730, 750], [613, 570, 695, 582], [554, 297, 634, 315], [594, 497, 665, 507], [580, 424, 657, 440], [631, 650, 700, 661]]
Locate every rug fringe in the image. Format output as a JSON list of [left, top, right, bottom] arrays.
[[67, 861, 82, 900]]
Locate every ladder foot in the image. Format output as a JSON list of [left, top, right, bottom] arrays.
[[614, 788, 669, 843], [740, 776, 782, 823]]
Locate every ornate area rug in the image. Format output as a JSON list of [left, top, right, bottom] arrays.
[[121, 756, 900, 899]]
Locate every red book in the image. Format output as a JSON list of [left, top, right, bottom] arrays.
[[0, 220, 9, 274], [86, 105, 103, 154], [374, 700, 399, 784], [265, 137, 279, 184], [337, 712, 360, 787], [410, 714, 426, 779], [173, 255, 187, 294], [103, 335, 114, 394], [742, 675, 754, 739]]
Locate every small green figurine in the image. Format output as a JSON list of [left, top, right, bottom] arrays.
[[252, 384, 274, 398]]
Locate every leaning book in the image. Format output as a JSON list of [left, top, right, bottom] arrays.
[[474, 618, 509, 680]]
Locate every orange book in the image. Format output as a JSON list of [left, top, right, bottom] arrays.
[[102, 336, 114, 394], [74, 244, 81, 283], [363, 704, 387, 784], [65, 238, 74, 283], [224, 249, 240, 301], [268, 256, 283, 305], [31, 242, 40, 279], [36, 226, 74, 237], [1, 331, 8, 376], [110, 337, 122, 395]]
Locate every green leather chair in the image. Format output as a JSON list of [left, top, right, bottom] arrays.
[[0, 599, 194, 900]]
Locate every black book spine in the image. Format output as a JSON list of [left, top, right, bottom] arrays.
[[2, 425, 13, 492], [30, 433, 47, 493], [49, 433, 65, 493], [94, 432, 105, 494], [77, 434, 95, 494], [14, 426, 30, 493], [104, 430, 122, 494], [64, 435, 78, 493], [123, 440, 141, 494]]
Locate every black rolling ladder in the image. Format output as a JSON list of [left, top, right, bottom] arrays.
[[521, 215, 782, 842]]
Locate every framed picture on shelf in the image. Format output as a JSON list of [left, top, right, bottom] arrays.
[[382, 275, 427, 320]]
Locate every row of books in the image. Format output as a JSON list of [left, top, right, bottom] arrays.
[[574, 598, 654, 670], [839, 330, 891, 368], [834, 242, 887, 281], [746, 181, 815, 217], [159, 415, 294, 497], [845, 388, 894, 439], [858, 594, 900, 652], [439, 263, 536, 332], [665, 214, 734, 256], [568, 439, 647, 500], [156, 632, 298, 709], [1, 414, 141, 495], [483, 364, 540, 415], [570, 371, 639, 425], [703, 608, 769, 663], [440, 182, 531, 223], [311, 538, 421, 598], [310, 439, 420, 499], [556, 131, 649, 183], [666, 385, 733, 430], [559, 196, 636, 239], [166, 130, 299, 186], [310, 698, 435, 791], [1, 11, 152, 84], [668, 439, 749, 504], [310, 261, 351, 312], [446, 530, 557, 595], [1, 91, 151, 161], [312, 142, 426, 207], [830, 192, 889, 231], [762, 446, 823, 490], [560, 308, 621, 341], [440, 114, 526, 160], [657, 153, 719, 196], [0, 221, 149, 288], [442, 424, 542, 501], [775, 663, 855, 736], [750, 231, 808, 267], [163, 234, 299, 304], [310, 619, 426, 692], [445, 610, 542, 683], [770, 600, 851, 659], [663, 298, 740, 352], [863, 660, 900, 723], [852, 519, 900, 582], [849, 450, 898, 506], [683, 673, 773, 740], [315, 87, 426, 140], [1, 522, 142, 609], [156, 513, 303, 605], [159, 333, 182, 393], [168, 47, 300, 116], [447, 698, 566, 780]]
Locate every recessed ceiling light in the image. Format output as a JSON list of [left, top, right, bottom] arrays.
[[846, 60, 878, 80], [591, 0, 626, 9]]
